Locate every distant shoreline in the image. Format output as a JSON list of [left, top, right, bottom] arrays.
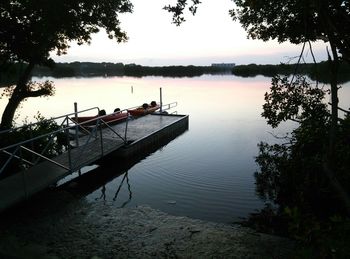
[[5, 62, 232, 79], [232, 61, 350, 83], [1, 61, 350, 86]]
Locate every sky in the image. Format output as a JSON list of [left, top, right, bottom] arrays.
[[52, 0, 329, 66]]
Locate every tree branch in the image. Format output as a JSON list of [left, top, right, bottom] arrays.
[[290, 41, 306, 85], [328, 102, 350, 114], [24, 88, 52, 98]]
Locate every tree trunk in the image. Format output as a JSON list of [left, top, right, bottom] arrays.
[[0, 62, 35, 129], [325, 41, 350, 215], [328, 42, 339, 160], [0, 96, 22, 130], [316, 5, 350, 215], [323, 160, 350, 215]]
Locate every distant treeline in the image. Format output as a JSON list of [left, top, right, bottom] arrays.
[[43, 63, 232, 77], [0, 62, 232, 87], [232, 61, 350, 83], [2, 61, 350, 87]]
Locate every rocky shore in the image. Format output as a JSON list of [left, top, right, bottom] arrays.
[[0, 190, 295, 258]]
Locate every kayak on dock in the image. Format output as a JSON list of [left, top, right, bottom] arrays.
[[72, 109, 128, 125], [128, 101, 160, 117]]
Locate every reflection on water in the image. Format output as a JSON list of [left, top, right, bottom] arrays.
[[113, 172, 132, 207], [94, 171, 133, 208], [95, 185, 106, 202], [2, 75, 349, 223], [60, 119, 188, 210]]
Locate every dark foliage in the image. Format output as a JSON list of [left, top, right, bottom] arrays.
[[232, 61, 350, 83], [0, 114, 66, 179], [163, 0, 201, 26], [0, 0, 133, 128], [230, 0, 350, 63], [258, 77, 350, 210], [0, 62, 231, 81], [253, 75, 350, 256], [123, 64, 227, 77]]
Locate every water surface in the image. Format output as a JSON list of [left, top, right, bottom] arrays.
[[2, 75, 349, 223]]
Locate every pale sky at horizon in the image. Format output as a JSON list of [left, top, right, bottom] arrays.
[[52, 0, 329, 66]]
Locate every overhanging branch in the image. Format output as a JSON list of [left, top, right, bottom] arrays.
[[23, 88, 52, 99]]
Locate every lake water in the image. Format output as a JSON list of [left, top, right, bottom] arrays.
[[1, 75, 349, 223]]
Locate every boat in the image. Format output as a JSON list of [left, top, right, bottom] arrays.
[[71, 111, 128, 125], [128, 102, 160, 117]]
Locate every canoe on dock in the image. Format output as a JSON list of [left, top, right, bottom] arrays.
[[71, 112, 128, 125], [128, 102, 160, 117]]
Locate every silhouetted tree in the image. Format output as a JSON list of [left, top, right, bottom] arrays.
[[230, 0, 350, 160], [230, 0, 350, 214], [0, 0, 132, 129]]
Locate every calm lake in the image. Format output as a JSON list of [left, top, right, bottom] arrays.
[[1, 75, 349, 223]]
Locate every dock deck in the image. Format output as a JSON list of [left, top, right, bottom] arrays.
[[0, 113, 189, 212]]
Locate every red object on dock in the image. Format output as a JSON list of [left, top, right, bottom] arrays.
[[128, 104, 160, 117], [72, 112, 128, 125]]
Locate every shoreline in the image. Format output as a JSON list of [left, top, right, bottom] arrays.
[[0, 189, 295, 258]]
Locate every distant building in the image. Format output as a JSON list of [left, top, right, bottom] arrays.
[[211, 63, 236, 68]]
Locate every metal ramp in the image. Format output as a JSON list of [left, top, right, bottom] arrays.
[[0, 139, 125, 211], [0, 106, 130, 211]]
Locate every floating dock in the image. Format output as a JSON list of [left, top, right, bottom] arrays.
[[0, 113, 189, 212]]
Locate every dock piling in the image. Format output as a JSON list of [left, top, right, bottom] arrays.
[[160, 87, 163, 113]]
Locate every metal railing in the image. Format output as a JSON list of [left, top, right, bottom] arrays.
[[0, 102, 178, 178], [0, 107, 130, 176], [160, 102, 178, 113]]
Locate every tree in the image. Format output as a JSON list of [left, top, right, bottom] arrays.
[[229, 0, 350, 214], [229, 0, 350, 156], [0, 0, 132, 129], [229, 0, 350, 60], [163, 0, 201, 26], [253, 76, 350, 255]]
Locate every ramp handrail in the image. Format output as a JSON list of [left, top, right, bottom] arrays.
[[0, 106, 100, 135], [20, 145, 70, 171], [0, 102, 178, 177], [0, 108, 131, 176]]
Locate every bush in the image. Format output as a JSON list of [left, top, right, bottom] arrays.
[[250, 75, 350, 257], [0, 113, 66, 179]]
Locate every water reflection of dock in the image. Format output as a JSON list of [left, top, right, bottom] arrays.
[[0, 113, 189, 212], [92, 171, 133, 208], [60, 118, 189, 207]]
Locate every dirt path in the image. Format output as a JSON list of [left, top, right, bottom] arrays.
[[0, 190, 295, 258]]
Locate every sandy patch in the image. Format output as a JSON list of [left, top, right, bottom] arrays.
[[0, 190, 294, 258]]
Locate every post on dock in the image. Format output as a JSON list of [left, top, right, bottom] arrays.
[[160, 87, 163, 113], [74, 102, 79, 147], [74, 102, 82, 176]]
